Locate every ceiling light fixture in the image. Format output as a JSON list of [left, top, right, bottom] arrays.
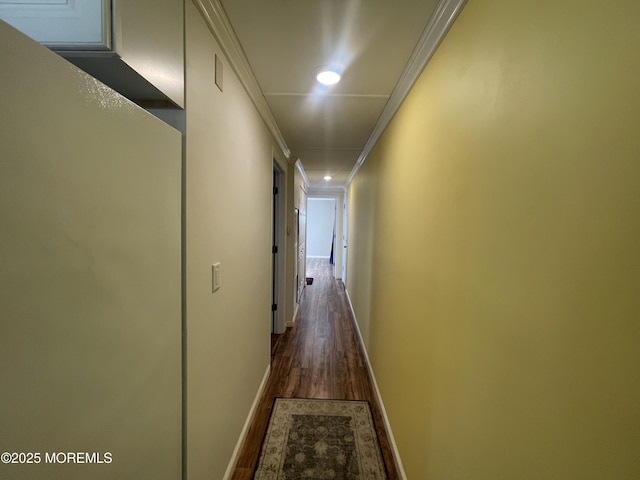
[[316, 68, 341, 86], [323, 175, 332, 181]]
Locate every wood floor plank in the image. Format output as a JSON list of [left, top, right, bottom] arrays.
[[231, 258, 401, 480]]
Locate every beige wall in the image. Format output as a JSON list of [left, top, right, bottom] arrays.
[[0, 21, 182, 480], [115, 0, 184, 107], [1, 2, 297, 478], [184, 4, 289, 478], [347, 0, 640, 478]]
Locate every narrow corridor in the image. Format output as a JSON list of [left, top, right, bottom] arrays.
[[231, 258, 401, 479]]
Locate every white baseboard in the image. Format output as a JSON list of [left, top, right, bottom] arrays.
[[344, 289, 408, 480], [286, 302, 299, 328], [223, 364, 271, 480]]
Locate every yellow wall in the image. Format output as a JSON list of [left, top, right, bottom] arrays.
[[347, 0, 640, 478], [345, 165, 378, 345]]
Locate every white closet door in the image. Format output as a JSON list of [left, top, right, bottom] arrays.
[[0, 0, 111, 49]]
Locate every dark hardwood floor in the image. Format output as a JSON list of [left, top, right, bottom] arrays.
[[231, 258, 401, 479]]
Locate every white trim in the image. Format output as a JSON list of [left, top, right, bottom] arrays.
[[346, 0, 467, 185], [191, 0, 291, 159], [264, 92, 390, 99], [344, 288, 408, 480], [295, 159, 310, 188], [223, 365, 271, 480], [286, 302, 299, 328]]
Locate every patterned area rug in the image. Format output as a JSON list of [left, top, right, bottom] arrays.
[[254, 398, 388, 479]]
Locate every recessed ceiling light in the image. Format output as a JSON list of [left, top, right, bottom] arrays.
[[316, 69, 341, 86], [323, 175, 332, 181]]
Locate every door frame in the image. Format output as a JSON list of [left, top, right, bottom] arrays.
[[271, 161, 286, 334]]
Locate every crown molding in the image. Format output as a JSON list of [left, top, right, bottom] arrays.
[[346, 0, 467, 185], [307, 187, 347, 196], [192, 0, 291, 159], [295, 159, 310, 187]]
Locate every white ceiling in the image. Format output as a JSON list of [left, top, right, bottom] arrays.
[[217, 0, 448, 190]]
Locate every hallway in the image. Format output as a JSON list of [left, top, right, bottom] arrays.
[[231, 258, 400, 479]]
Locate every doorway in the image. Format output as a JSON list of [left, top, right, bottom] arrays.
[[306, 198, 337, 277], [306, 190, 346, 282]]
